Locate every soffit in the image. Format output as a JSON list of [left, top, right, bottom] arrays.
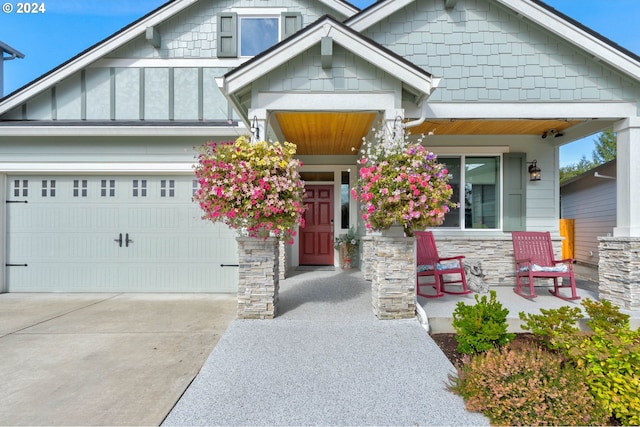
[[409, 119, 583, 136], [275, 111, 376, 155]]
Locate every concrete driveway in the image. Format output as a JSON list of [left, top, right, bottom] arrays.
[[0, 293, 236, 426]]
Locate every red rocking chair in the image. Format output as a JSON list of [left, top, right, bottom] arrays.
[[511, 231, 580, 300], [415, 231, 472, 298]]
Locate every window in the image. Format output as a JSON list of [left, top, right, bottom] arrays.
[[217, 12, 301, 58], [239, 17, 278, 56], [73, 179, 88, 197], [13, 179, 28, 197], [133, 179, 147, 197], [161, 180, 175, 197], [101, 179, 115, 197], [439, 156, 501, 229], [42, 180, 56, 197], [341, 171, 350, 229]]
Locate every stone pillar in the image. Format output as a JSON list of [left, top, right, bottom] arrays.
[[598, 236, 640, 310], [361, 235, 374, 280], [236, 237, 279, 319], [371, 235, 416, 319]]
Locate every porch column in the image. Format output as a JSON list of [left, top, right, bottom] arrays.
[[598, 117, 640, 310], [236, 237, 279, 319], [613, 117, 640, 238]]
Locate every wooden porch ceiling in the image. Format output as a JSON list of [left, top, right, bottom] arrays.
[[405, 119, 583, 137], [273, 113, 584, 155], [275, 112, 377, 156]]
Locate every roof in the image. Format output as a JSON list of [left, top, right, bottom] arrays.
[[0, 0, 359, 111], [560, 159, 617, 188], [219, 14, 438, 123]]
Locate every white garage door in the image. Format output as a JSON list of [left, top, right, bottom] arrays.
[[6, 175, 238, 292]]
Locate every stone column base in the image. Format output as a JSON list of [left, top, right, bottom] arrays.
[[371, 235, 416, 319], [361, 236, 375, 281], [598, 236, 640, 310], [237, 237, 279, 319]]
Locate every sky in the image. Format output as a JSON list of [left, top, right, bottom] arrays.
[[1, 0, 639, 166]]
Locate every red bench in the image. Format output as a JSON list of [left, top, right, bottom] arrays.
[[511, 231, 580, 300]]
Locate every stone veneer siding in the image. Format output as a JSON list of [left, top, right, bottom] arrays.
[[371, 236, 416, 319], [598, 237, 640, 310], [363, 234, 563, 288], [236, 237, 279, 319]]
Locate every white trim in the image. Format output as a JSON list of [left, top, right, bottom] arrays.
[[0, 0, 200, 115], [257, 91, 396, 111], [318, 0, 358, 16], [234, 7, 287, 15], [0, 162, 195, 174], [347, 0, 414, 32], [430, 146, 509, 155], [0, 125, 246, 137], [414, 102, 637, 119], [222, 18, 434, 99], [92, 58, 249, 68]]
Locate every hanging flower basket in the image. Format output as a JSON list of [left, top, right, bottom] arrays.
[[193, 135, 306, 243], [351, 125, 457, 236]]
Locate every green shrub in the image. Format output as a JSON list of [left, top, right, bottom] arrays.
[[451, 290, 515, 354], [520, 299, 640, 425], [519, 305, 585, 351], [448, 341, 609, 426]]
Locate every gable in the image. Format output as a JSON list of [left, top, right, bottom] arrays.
[[358, 0, 640, 104], [106, 0, 354, 61], [0, 0, 357, 122]]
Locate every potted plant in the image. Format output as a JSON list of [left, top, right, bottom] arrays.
[[334, 226, 360, 269], [351, 125, 457, 236], [193, 135, 306, 242]]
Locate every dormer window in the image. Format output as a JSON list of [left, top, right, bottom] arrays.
[[217, 11, 302, 58], [240, 17, 279, 57]]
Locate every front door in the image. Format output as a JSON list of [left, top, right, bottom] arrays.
[[299, 185, 334, 265]]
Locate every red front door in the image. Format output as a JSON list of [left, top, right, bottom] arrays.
[[300, 185, 334, 265]]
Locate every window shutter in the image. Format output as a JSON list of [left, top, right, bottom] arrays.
[[217, 12, 237, 58], [503, 152, 527, 231], [281, 12, 302, 39]]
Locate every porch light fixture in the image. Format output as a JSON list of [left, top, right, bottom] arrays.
[[528, 160, 541, 181], [250, 116, 260, 142]]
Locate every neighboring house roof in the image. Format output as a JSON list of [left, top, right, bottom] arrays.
[[347, 0, 640, 82], [0, 41, 25, 60], [218, 14, 438, 123], [560, 159, 617, 188]]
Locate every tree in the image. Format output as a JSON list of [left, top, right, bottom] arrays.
[[559, 128, 616, 183], [592, 128, 616, 164]]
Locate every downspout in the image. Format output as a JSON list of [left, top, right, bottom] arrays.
[[403, 77, 441, 129]]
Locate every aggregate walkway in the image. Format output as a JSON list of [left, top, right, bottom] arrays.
[[163, 270, 489, 426]]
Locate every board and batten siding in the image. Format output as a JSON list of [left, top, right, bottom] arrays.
[[2, 67, 233, 122], [560, 161, 616, 266]]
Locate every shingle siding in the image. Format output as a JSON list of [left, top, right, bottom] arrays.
[[362, 0, 640, 103]]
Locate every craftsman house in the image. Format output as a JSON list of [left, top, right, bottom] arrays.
[[1, 0, 639, 306]]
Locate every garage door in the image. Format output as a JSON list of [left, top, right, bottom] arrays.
[[6, 175, 238, 292]]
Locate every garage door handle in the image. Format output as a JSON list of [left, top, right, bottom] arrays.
[[114, 233, 123, 247], [126, 233, 134, 247]]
